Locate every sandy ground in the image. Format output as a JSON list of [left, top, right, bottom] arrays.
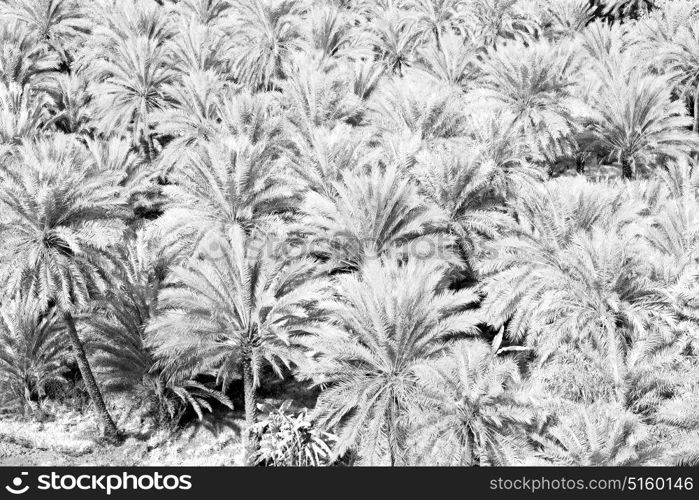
[[0, 409, 246, 466]]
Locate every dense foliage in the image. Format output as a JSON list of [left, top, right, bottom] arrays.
[[1, 0, 699, 466]]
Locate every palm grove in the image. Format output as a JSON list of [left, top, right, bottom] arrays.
[[0, 0, 698, 466]]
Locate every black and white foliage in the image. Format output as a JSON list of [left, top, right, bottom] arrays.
[[0, 0, 698, 467]]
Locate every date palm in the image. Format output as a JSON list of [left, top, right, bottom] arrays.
[[411, 149, 511, 276], [412, 339, 536, 465], [533, 404, 661, 465], [0, 22, 58, 87], [148, 224, 329, 461], [0, 294, 70, 415], [0, 0, 88, 68], [660, 23, 699, 132], [360, 6, 421, 76], [0, 136, 127, 437], [90, 35, 174, 160], [0, 82, 49, 145], [587, 66, 699, 178], [83, 231, 233, 423], [154, 134, 296, 260], [414, 31, 480, 91], [473, 39, 584, 161], [228, 0, 307, 91], [301, 256, 479, 465], [300, 164, 451, 272], [408, 0, 467, 49]]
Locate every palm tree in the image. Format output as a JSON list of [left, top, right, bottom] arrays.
[[360, 6, 422, 76], [0, 0, 89, 69], [0, 136, 127, 437], [0, 82, 49, 146], [301, 256, 479, 465], [533, 404, 661, 465], [83, 231, 233, 424], [305, 3, 363, 69], [473, 39, 585, 162], [228, 0, 307, 91], [154, 134, 296, 259], [478, 177, 634, 344], [414, 31, 480, 91], [410, 148, 511, 277], [300, 164, 452, 272], [412, 339, 536, 465], [371, 73, 468, 142], [0, 22, 58, 87], [465, 0, 540, 47], [660, 23, 699, 132], [89, 35, 174, 160], [408, 0, 467, 49], [587, 63, 699, 179], [147, 224, 329, 461], [0, 294, 70, 415], [541, 0, 596, 41]]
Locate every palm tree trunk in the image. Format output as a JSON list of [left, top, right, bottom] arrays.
[[62, 311, 118, 438], [693, 82, 699, 134], [386, 397, 403, 466], [621, 157, 633, 180], [242, 355, 259, 464]]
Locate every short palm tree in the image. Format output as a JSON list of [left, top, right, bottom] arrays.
[[587, 65, 699, 179], [0, 136, 127, 437], [0, 294, 69, 415], [301, 256, 479, 465], [83, 231, 233, 424], [360, 6, 421, 76], [300, 164, 451, 271], [414, 31, 480, 91], [410, 149, 511, 276], [473, 39, 584, 161], [0, 0, 88, 68], [90, 35, 174, 160], [228, 0, 307, 91], [154, 134, 296, 259], [0, 82, 49, 145], [533, 404, 661, 465], [412, 339, 536, 465], [148, 224, 329, 461]]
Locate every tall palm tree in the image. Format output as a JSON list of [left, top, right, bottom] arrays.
[[147, 224, 329, 461], [412, 339, 536, 465], [301, 256, 479, 465], [0, 136, 127, 437]]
